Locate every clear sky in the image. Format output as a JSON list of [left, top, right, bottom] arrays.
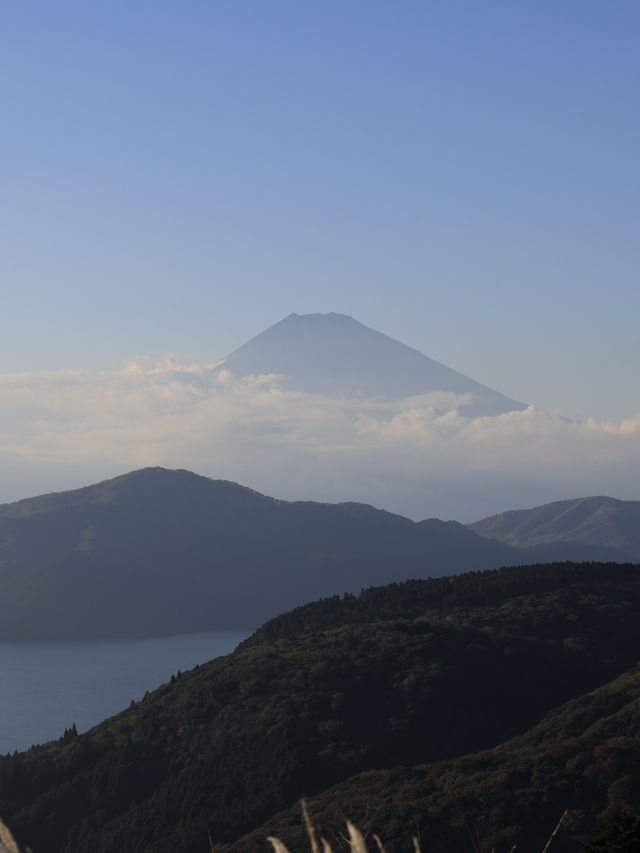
[[1, 0, 638, 421]]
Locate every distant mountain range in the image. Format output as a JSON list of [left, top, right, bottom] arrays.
[[469, 495, 640, 561], [4, 563, 640, 853], [0, 467, 632, 642], [223, 312, 526, 416]]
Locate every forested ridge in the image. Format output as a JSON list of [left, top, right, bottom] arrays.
[[242, 560, 640, 646], [222, 665, 640, 852], [2, 562, 640, 853]]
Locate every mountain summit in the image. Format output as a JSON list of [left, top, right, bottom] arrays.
[[223, 312, 525, 416], [0, 467, 621, 642], [469, 495, 640, 560]]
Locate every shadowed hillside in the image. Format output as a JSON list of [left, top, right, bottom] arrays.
[[223, 665, 640, 852], [2, 563, 640, 853], [0, 467, 623, 642]]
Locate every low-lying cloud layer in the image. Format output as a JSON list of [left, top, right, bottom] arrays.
[[1, 357, 639, 520]]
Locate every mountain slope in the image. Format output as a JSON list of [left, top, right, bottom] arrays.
[[2, 563, 640, 853], [0, 468, 630, 642], [470, 496, 640, 561], [227, 664, 640, 853], [223, 313, 526, 416], [0, 467, 523, 641]]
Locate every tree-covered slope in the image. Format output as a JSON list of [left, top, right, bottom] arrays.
[[223, 664, 640, 853], [469, 496, 640, 561], [2, 563, 640, 853]]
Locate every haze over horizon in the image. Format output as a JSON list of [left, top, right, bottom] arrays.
[[1, 311, 639, 521], [1, 2, 638, 518]]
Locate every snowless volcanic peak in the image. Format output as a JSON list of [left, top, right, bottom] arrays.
[[223, 313, 526, 416]]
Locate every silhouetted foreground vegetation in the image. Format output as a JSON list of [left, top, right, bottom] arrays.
[[8, 800, 638, 853], [1, 563, 640, 852]]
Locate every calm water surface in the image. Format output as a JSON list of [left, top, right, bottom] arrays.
[[0, 631, 246, 754]]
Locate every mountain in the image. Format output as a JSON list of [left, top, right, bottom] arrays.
[[226, 665, 640, 853], [223, 312, 526, 416], [469, 495, 640, 561], [3, 563, 640, 853], [0, 467, 512, 642], [0, 468, 627, 642]]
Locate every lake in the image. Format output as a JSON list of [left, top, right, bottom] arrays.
[[0, 630, 246, 754]]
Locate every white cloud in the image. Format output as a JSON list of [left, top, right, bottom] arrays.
[[0, 357, 639, 520]]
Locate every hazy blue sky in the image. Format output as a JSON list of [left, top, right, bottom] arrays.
[[1, 1, 638, 419]]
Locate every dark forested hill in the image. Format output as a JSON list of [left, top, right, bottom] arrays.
[[225, 665, 640, 853], [469, 495, 640, 561], [0, 467, 624, 642], [2, 563, 640, 853]]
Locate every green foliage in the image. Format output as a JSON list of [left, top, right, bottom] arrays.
[[60, 725, 78, 746], [590, 806, 640, 852], [244, 561, 640, 646], [2, 563, 640, 853], [223, 665, 640, 852]]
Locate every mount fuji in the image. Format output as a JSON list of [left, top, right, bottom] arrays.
[[222, 312, 526, 417]]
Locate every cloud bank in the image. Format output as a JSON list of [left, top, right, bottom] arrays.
[[1, 357, 639, 520]]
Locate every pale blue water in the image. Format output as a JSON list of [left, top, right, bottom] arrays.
[[0, 631, 246, 754]]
